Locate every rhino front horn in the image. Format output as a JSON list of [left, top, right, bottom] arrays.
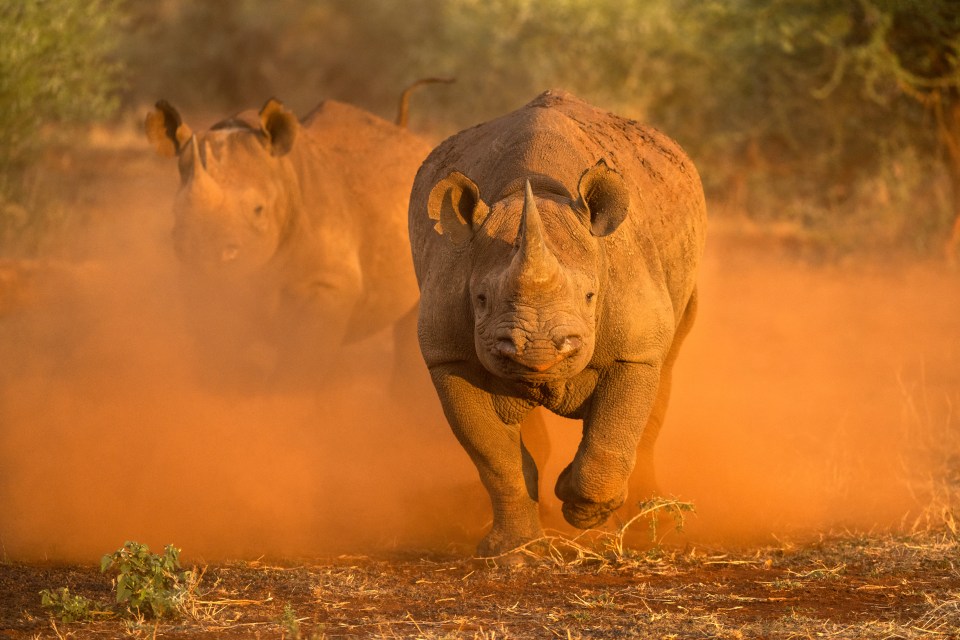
[[511, 180, 562, 288], [183, 136, 222, 206], [186, 137, 209, 180], [186, 135, 201, 173]]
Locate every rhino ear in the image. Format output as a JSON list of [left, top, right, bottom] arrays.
[[576, 159, 629, 237], [427, 171, 489, 245], [145, 100, 193, 157], [259, 98, 299, 157]]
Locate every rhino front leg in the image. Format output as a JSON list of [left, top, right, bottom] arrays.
[[429, 364, 543, 556], [555, 360, 662, 529], [275, 266, 362, 382]]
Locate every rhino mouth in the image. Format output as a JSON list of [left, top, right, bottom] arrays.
[[491, 335, 583, 378]]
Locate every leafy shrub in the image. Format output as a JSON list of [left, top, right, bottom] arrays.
[[100, 541, 195, 618], [636, 0, 960, 255], [39, 587, 95, 623], [0, 0, 123, 254], [279, 603, 301, 639], [20, 0, 959, 256], [0, 0, 122, 183]]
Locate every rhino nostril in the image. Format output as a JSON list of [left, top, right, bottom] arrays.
[[557, 336, 582, 354], [496, 338, 518, 357]]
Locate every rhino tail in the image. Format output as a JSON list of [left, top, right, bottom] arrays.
[[396, 77, 455, 128]]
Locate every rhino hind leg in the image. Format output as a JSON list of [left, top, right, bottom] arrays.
[[519, 408, 550, 504], [630, 286, 699, 501]]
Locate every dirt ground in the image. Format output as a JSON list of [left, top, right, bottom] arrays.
[[1, 531, 959, 638], [1, 121, 959, 638]]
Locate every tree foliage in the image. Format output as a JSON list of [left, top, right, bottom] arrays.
[[0, 0, 123, 183], [637, 0, 960, 253], [7, 0, 956, 256]]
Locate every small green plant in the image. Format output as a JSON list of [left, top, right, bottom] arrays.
[[596, 496, 697, 562], [100, 541, 195, 618], [634, 497, 697, 542], [39, 587, 96, 622], [280, 603, 301, 639]]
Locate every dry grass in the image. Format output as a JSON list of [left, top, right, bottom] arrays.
[[3, 525, 958, 639], [897, 369, 960, 539]]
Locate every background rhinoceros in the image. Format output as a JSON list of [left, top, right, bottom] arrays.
[[408, 89, 707, 555], [146, 95, 432, 386]]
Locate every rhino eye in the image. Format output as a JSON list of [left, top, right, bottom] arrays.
[[253, 205, 264, 216], [476, 293, 487, 305], [585, 292, 595, 303]]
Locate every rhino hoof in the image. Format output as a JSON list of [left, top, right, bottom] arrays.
[[476, 527, 544, 558], [555, 464, 625, 529], [561, 499, 617, 529]]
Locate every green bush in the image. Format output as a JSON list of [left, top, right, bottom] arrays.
[[0, 0, 122, 182], [26, 0, 960, 257], [39, 587, 96, 623], [0, 0, 123, 254], [636, 0, 960, 255], [100, 541, 194, 618]]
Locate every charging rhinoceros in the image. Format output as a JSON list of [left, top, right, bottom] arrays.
[[408, 90, 707, 555], [146, 94, 432, 385]]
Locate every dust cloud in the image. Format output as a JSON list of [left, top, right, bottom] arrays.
[[655, 223, 960, 543], [1, 145, 958, 562], [0, 146, 485, 562]]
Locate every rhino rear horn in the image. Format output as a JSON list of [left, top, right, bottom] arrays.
[[427, 171, 490, 245], [576, 160, 629, 237], [145, 100, 193, 157], [259, 98, 299, 157]]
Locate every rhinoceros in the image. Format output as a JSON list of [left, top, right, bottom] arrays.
[[408, 90, 707, 555], [145, 93, 433, 384]]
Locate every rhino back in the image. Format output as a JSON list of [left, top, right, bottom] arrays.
[[410, 90, 705, 364], [539, 92, 707, 348], [296, 100, 429, 339]]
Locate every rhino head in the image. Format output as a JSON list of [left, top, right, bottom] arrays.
[[145, 99, 300, 277], [427, 161, 630, 383]]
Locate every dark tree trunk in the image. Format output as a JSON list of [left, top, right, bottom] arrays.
[[940, 98, 960, 264]]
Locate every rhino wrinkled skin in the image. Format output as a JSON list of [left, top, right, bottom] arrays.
[[146, 98, 430, 381], [408, 90, 706, 556]]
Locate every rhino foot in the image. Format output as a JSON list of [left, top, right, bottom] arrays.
[[476, 523, 544, 558], [555, 464, 627, 529], [560, 500, 620, 529]]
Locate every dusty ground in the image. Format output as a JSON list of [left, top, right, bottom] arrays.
[[1, 531, 959, 638], [1, 121, 959, 638]]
